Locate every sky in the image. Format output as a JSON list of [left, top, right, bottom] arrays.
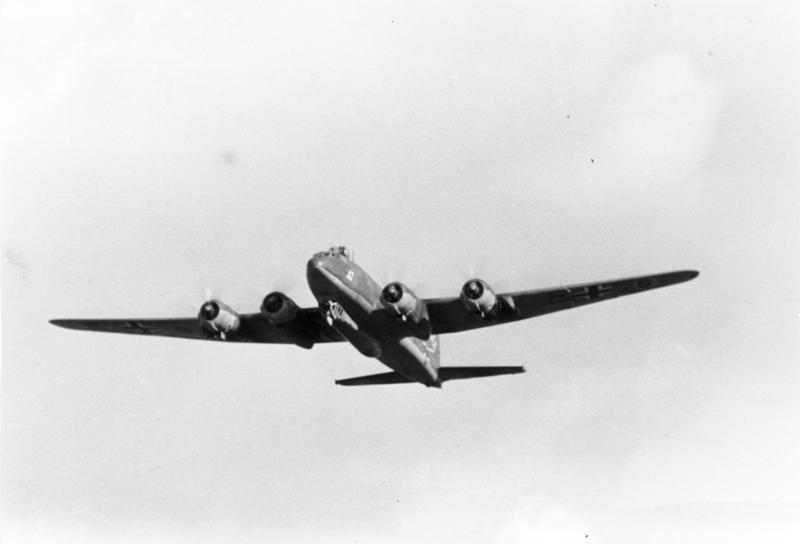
[[2, 1, 798, 542]]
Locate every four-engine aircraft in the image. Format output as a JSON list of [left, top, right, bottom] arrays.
[[50, 247, 698, 388]]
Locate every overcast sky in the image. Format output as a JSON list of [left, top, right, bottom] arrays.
[[2, 1, 798, 542]]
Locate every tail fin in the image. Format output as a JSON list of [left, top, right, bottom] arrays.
[[438, 366, 525, 382]]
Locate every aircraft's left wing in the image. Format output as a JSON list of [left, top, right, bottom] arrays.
[[425, 270, 698, 335], [50, 308, 343, 347]]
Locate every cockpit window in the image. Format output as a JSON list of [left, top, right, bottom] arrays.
[[313, 246, 354, 261]]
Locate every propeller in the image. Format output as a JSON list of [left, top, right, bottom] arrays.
[[185, 285, 222, 318], [454, 254, 487, 283], [261, 292, 284, 314], [453, 254, 510, 293], [199, 300, 219, 320], [382, 282, 404, 303], [268, 274, 298, 294], [463, 280, 484, 300], [256, 269, 299, 310]]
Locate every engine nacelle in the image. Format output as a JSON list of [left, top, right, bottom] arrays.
[[380, 282, 431, 339], [381, 282, 418, 318], [460, 279, 500, 317], [260, 291, 300, 327], [198, 299, 240, 338]]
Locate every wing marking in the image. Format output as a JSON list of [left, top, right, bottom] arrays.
[[426, 270, 698, 335], [50, 308, 343, 345]]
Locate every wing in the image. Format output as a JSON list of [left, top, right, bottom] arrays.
[[50, 308, 343, 347], [425, 270, 698, 335]]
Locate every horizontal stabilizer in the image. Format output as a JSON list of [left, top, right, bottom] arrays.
[[438, 366, 525, 382], [335, 366, 525, 386], [335, 372, 414, 386]]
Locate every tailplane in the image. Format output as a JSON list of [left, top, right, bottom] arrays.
[[438, 366, 525, 382], [335, 372, 413, 386], [335, 366, 525, 386]]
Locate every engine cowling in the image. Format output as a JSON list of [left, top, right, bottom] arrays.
[[380, 282, 418, 318], [260, 291, 299, 327], [380, 282, 431, 339], [460, 279, 500, 317], [198, 299, 240, 337]]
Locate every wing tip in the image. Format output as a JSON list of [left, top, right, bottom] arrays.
[[49, 319, 72, 328], [50, 319, 97, 332], [661, 270, 699, 285], [676, 270, 700, 283]]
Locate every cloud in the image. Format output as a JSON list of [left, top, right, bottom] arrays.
[[585, 53, 721, 200], [493, 493, 595, 544], [4, 248, 32, 279]]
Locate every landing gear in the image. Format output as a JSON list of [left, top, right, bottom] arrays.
[[324, 300, 336, 326], [201, 325, 227, 340]]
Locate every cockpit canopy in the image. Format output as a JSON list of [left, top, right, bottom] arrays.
[[313, 246, 354, 261]]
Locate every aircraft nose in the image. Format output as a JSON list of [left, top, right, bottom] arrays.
[[307, 256, 331, 289], [307, 255, 325, 273]]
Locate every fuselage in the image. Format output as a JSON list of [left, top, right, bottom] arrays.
[[306, 250, 441, 387]]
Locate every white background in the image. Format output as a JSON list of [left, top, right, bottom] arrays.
[[2, 1, 798, 542]]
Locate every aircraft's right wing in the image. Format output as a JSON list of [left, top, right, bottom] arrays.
[[425, 270, 698, 335], [50, 308, 344, 347]]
